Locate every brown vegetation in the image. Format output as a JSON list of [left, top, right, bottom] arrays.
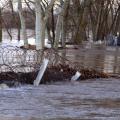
[[0, 64, 109, 87]]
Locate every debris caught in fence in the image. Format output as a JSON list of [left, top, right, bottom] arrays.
[[0, 46, 109, 87]]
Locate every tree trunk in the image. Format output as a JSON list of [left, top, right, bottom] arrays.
[[54, 15, 62, 49], [61, 19, 66, 48], [35, 0, 44, 50], [54, 0, 69, 49], [0, 8, 2, 42], [51, 7, 55, 46], [35, 0, 55, 50], [61, 0, 69, 48], [18, 0, 28, 48], [18, 19, 21, 41]]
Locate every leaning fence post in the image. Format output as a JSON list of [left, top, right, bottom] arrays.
[[34, 58, 49, 86], [71, 71, 81, 81]]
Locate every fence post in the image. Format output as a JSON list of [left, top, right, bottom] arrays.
[[34, 58, 49, 86]]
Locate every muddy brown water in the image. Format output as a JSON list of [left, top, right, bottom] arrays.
[[59, 45, 120, 75]]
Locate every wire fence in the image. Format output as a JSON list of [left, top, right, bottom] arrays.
[[0, 45, 77, 73], [0, 44, 119, 75], [0, 45, 42, 73]]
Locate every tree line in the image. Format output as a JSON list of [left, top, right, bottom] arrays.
[[0, 0, 120, 49]]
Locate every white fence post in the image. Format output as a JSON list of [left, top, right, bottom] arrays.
[[34, 58, 49, 86]]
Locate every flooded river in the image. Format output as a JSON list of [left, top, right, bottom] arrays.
[[0, 78, 120, 120], [59, 45, 120, 75], [0, 30, 120, 120], [2, 29, 120, 74]]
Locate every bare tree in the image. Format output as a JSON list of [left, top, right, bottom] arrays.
[[54, 0, 69, 49], [18, 0, 28, 48], [35, 0, 55, 50], [0, 8, 2, 42]]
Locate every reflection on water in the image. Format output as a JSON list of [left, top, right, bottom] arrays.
[[60, 46, 120, 75], [104, 55, 115, 73], [2, 29, 120, 75]]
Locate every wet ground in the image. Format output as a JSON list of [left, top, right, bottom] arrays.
[[0, 78, 120, 120]]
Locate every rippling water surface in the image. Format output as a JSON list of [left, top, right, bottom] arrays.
[[0, 78, 120, 120]]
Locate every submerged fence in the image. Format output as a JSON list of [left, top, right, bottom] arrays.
[[0, 45, 76, 73], [0, 44, 119, 75], [0, 45, 118, 84], [0, 46, 43, 73]]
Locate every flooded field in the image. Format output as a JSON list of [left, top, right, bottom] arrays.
[[59, 45, 120, 75], [0, 78, 120, 120], [2, 29, 120, 75], [0, 30, 120, 120]]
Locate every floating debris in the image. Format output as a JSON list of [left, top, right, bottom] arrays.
[[0, 64, 109, 87], [80, 69, 109, 80], [41, 64, 109, 83]]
